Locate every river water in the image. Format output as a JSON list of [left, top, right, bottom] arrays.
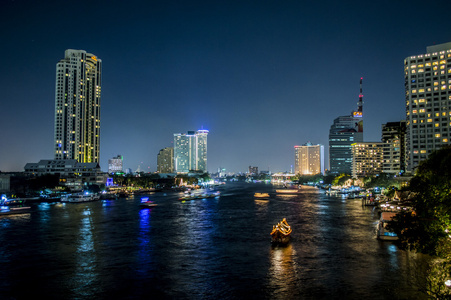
[[0, 182, 427, 299]]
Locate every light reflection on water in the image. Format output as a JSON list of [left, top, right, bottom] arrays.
[[0, 183, 429, 299]]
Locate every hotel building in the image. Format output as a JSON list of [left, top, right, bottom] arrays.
[[404, 42, 451, 172], [174, 130, 209, 173], [54, 49, 102, 163], [351, 142, 384, 178], [329, 79, 364, 174], [294, 143, 325, 175], [157, 147, 174, 173]]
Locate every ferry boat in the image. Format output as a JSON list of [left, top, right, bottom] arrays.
[[376, 212, 398, 240], [61, 192, 100, 203], [270, 218, 292, 244], [179, 191, 220, 200], [0, 195, 31, 215], [140, 197, 157, 207]]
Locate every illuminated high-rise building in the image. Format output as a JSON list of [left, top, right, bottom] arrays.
[[174, 129, 209, 173], [108, 155, 123, 174], [294, 143, 325, 175], [157, 147, 174, 173], [54, 49, 102, 163], [351, 142, 384, 178], [329, 79, 364, 174], [404, 42, 451, 172]]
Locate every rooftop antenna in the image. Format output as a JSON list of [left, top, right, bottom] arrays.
[[358, 77, 363, 113]]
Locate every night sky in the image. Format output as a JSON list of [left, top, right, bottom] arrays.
[[1, 0, 450, 173]]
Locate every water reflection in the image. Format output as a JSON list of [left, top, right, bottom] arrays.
[[268, 244, 298, 297]]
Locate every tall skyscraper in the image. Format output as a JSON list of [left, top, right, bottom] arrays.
[[382, 121, 407, 175], [157, 147, 174, 173], [404, 42, 451, 172], [329, 79, 364, 174], [174, 129, 209, 173], [294, 143, 325, 175], [54, 49, 102, 163], [108, 155, 123, 174]]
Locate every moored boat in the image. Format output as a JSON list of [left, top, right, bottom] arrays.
[[140, 197, 157, 207], [270, 218, 292, 244], [61, 192, 100, 203], [376, 212, 398, 240], [0, 195, 31, 215]]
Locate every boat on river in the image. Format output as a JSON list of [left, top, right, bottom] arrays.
[[270, 218, 292, 244], [140, 197, 157, 208], [61, 192, 100, 203], [376, 212, 398, 241], [179, 191, 220, 200], [275, 189, 302, 194], [0, 195, 31, 215]]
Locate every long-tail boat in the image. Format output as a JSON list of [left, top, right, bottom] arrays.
[[270, 218, 292, 244]]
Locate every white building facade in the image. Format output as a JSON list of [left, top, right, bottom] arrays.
[[294, 143, 325, 175], [174, 130, 208, 173]]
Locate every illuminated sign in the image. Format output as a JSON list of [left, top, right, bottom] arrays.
[[353, 111, 363, 118]]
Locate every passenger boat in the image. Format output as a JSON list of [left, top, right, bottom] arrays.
[[0, 196, 31, 215], [376, 212, 398, 240], [61, 192, 100, 203], [179, 191, 220, 200], [270, 218, 292, 244], [254, 193, 270, 198], [140, 197, 157, 207]]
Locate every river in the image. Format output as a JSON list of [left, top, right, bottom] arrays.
[[0, 182, 428, 299]]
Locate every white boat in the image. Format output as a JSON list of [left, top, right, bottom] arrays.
[[61, 192, 100, 203], [376, 212, 398, 240], [0, 196, 31, 215]]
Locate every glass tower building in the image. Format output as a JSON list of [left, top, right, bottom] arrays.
[[174, 130, 209, 173], [54, 49, 102, 163]]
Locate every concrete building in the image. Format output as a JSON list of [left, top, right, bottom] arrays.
[[248, 166, 258, 174], [157, 147, 174, 173], [351, 142, 384, 178], [404, 42, 451, 172], [294, 143, 325, 175], [329, 79, 364, 174], [108, 155, 123, 174], [54, 49, 102, 163], [174, 130, 208, 173], [382, 121, 407, 175]]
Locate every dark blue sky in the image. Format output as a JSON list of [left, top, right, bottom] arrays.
[[1, 0, 450, 173]]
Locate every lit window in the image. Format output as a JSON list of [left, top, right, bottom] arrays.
[[436, 134, 441, 138]]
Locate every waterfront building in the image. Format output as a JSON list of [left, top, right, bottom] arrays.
[[108, 155, 123, 174], [54, 49, 102, 163], [404, 42, 451, 172], [382, 121, 407, 175], [329, 79, 364, 174], [157, 147, 174, 173], [294, 143, 325, 175], [351, 142, 384, 178], [174, 129, 209, 173]]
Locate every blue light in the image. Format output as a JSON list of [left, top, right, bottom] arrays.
[[141, 197, 149, 203]]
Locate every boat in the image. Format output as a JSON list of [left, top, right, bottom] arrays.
[[179, 191, 220, 200], [376, 212, 398, 240], [270, 218, 292, 244], [254, 193, 270, 198], [0, 195, 31, 215], [140, 197, 157, 207], [275, 189, 302, 194], [61, 192, 100, 203]]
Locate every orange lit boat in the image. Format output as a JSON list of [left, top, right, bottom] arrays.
[[270, 218, 292, 244]]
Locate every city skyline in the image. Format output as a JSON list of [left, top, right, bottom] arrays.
[[1, 1, 450, 173]]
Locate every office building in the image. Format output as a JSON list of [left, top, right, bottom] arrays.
[[329, 79, 364, 174], [54, 49, 102, 163], [248, 166, 258, 174], [108, 155, 123, 174], [157, 147, 174, 173], [404, 42, 451, 172], [382, 121, 407, 175], [294, 143, 325, 175], [174, 130, 209, 173], [351, 142, 384, 178]]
